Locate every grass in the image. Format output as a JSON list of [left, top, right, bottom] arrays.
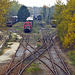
[[11, 22, 24, 32], [67, 50, 75, 65], [24, 63, 42, 75], [37, 44, 41, 48], [45, 25, 51, 28], [0, 49, 4, 55], [32, 27, 38, 33], [0, 42, 9, 55]]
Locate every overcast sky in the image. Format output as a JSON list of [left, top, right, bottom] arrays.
[[13, 0, 67, 7]]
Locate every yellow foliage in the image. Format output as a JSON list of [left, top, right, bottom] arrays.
[[0, 0, 10, 30], [63, 32, 75, 49], [54, 0, 75, 49]]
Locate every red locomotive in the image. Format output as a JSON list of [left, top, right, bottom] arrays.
[[24, 21, 32, 33]]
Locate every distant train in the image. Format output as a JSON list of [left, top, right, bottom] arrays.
[[24, 16, 33, 33], [24, 21, 32, 33], [6, 16, 18, 27], [51, 19, 57, 28]]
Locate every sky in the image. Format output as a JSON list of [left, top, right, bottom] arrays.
[[13, 0, 67, 7]]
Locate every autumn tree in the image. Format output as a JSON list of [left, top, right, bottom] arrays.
[[0, 0, 10, 30], [62, 0, 75, 49], [54, 0, 75, 49]]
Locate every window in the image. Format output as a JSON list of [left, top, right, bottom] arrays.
[[29, 23, 31, 25]]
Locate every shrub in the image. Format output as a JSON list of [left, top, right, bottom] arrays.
[[67, 50, 75, 65]]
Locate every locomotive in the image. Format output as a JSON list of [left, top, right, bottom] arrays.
[[6, 16, 18, 27], [24, 16, 33, 33], [24, 21, 32, 33]]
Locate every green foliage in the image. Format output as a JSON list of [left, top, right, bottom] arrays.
[[25, 63, 42, 75], [54, 0, 75, 49], [0, 49, 4, 55], [40, 5, 47, 20], [17, 5, 30, 22], [45, 25, 51, 29], [32, 28, 38, 33], [32, 21, 40, 33], [9, 0, 21, 16], [67, 50, 75, 65], [40, 5, 55, 24], [42, 5, 46, 19], [37, 44, 41, 47]]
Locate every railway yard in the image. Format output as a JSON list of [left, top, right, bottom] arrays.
[[0, 28, 72, 75], [0, 0, 75, 75]]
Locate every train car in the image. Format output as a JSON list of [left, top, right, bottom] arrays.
[[6, 21, 13, 27], [24, 21, 32, 33], [51, 24, 57, 28], [6, 16, 18, 27], [37, 15, 42, 20], [51, 19, 57, 28]]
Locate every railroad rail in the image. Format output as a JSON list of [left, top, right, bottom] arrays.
[[5, 29, 71, 75]]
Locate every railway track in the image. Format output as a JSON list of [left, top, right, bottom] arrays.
[[5, 29, 71, 75]]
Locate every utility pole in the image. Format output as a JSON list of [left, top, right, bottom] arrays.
[[49, 4, 50, 25]]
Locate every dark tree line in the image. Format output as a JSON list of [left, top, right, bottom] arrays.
[[17, 5, 30, 22]]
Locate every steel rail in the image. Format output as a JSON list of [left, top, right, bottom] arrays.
[[18, 36, 28, 74], [19, 44, 54, 75], [6, 43, 53, 75], [51, 36, 71, 75], [42, 30, 69, 75], [5, 40, 47, 75], [5, 37, 24, 75], [26, 42, 68, 74], [5, 30, 71, 75], [18, 33, 59, 75], [44, 37, 59, 75], [44, 56, 68, 74]]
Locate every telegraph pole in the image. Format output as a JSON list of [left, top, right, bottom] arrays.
[[49, 4, 50, 25]]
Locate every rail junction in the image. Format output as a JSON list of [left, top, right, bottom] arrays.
[[5, 29, 71, 75]]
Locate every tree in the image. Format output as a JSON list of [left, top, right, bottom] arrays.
[[9, 0, 21, 16], [41, 5, 47, 20], [43, 5, 46, 19], [17, 5, 30, 22], [62, 0, 75, 49], [0, 0, 10, 30], [54, 0, 75, 49]]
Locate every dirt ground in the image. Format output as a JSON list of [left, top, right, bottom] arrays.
[[0, 64, 9, 75]]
